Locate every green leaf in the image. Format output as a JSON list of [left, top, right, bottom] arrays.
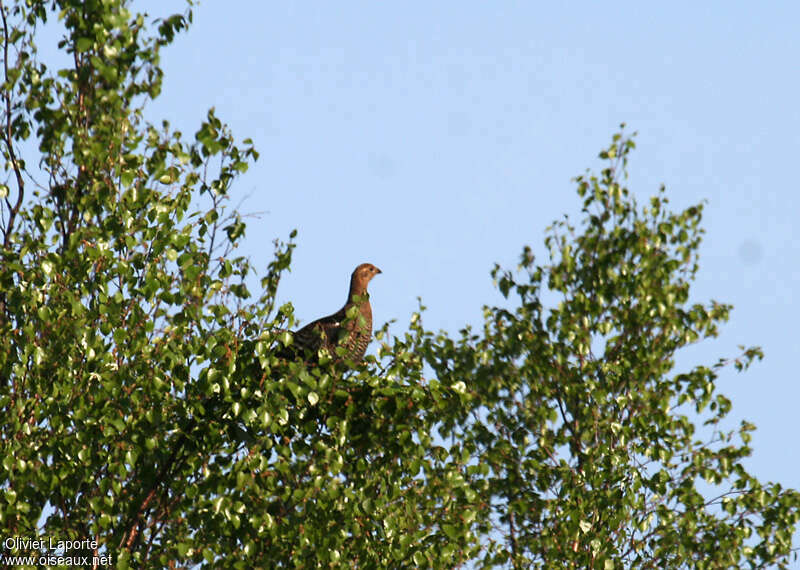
[[76, 37, 93, 52]]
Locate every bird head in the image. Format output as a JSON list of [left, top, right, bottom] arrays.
[[350, 263, 382, 294]]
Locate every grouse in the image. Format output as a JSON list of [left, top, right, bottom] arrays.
[[280, 263, 382, 364]]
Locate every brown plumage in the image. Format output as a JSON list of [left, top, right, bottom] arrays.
[[280, 263, 382, 364]]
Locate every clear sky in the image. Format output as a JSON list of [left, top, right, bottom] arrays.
[[132, 1, 800, 511]]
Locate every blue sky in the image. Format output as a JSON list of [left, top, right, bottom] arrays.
[[138, 2, 798, 502]]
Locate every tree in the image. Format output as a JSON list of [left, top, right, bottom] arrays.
[[1, 1, 797, 568], [0, 1, 475, 567], [417, 134, 800, 568]]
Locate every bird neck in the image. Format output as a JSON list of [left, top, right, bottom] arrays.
[[348, 280, 369, 303]]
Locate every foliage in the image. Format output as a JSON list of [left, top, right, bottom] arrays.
[[1, 1, 797, 568], [0, 1, 475, 567], [418, 135, 800, 568]]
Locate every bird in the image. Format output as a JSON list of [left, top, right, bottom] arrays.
[[279, 263, 382, 365], [174, 265, 382, 456]]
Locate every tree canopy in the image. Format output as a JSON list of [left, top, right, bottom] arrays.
[[1, 1, 798, 567]]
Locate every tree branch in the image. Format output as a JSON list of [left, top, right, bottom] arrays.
[[0, 0, 26, 250]]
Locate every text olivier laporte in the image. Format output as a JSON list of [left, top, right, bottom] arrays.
[[3, 537, 112, 566]]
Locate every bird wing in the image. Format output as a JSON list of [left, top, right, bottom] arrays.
[[291, 308, 346, 355]]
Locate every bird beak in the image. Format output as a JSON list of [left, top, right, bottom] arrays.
[[376, 267, 382, 274]]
